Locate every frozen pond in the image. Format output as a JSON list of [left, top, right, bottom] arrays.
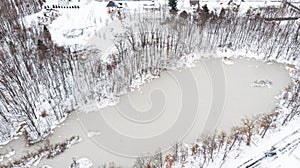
[[0, 58, 291, 167]]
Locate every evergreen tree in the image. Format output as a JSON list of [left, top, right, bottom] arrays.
[[168, 0, 177, 11], [202, 4, 209, 14]]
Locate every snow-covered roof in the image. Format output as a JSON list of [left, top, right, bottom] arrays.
[[106, 1, 117, 7]]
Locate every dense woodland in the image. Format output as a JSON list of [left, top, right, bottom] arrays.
[[0, 0, 75, 144], [0, 2, 299, 167]]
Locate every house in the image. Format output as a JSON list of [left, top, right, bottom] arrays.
[[190, 0, 199, 6], [58, 0, 70, 6], [106, 1, 127, 13], [143, 1, 160, 11], [56, 0, 81, 6], [106, 1, 117, 12], [117, 2, 128, 9], [106, 1, 117, 8]]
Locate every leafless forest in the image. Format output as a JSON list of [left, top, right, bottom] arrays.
[[0, 0, 75, 144], [0, 2, 299, 163]]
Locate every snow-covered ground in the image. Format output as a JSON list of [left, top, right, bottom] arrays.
[[41, 0, 168, 50], [35, 0, 286, 51], [229, 119, 300, 167], [70, 158, 93, 168], [174, 116, 300, 168], [1, 0, 300, 167]]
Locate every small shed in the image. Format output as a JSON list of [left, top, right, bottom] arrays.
[[106, 1, 117, 13], [106, 1, 117, 8]]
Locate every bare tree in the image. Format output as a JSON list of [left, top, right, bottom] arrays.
[[256, 111, 279, 138], [240, 117, 257, 146]]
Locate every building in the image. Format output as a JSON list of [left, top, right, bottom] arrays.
[[190, 0, 199, 6], [58, 0, 70, 6], [57, 0, 81, 6]]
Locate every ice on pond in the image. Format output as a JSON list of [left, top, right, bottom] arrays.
[[0, 149, 15, 162], [2, 58, 291, 167], [222, 57, 235, 65], [251, 80, 272, 88], [87, 130, 102, 138]]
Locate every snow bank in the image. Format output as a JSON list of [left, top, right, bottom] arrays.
[[70, 158, 93, 168]]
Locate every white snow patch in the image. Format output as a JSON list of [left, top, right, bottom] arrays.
[[251, 79, 272, 88], [222, 57, 235, 65], [70, 158, 93, 168], [87, 130, 101, 138]]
